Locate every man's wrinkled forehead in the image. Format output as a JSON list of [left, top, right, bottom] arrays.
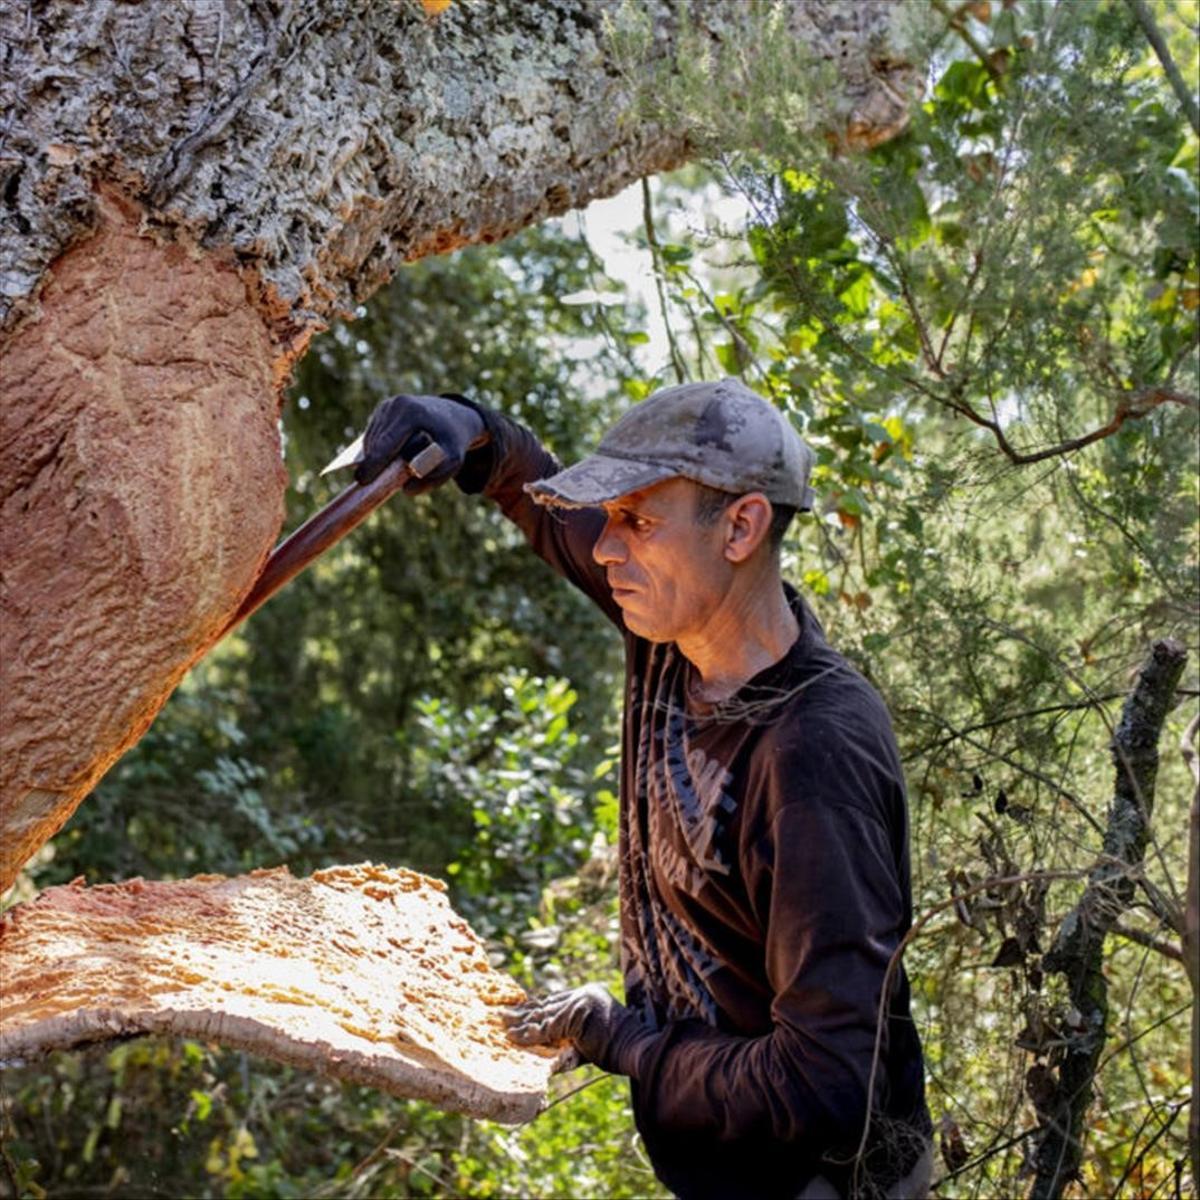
[[602, 476, 697, 516]]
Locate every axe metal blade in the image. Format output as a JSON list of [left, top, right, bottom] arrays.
[[320, 432, 366, 475]]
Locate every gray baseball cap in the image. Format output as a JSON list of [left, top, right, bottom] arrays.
[[525, 378, 815, 511]]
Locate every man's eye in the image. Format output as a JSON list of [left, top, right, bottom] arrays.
[[624, 514, 650, 532]]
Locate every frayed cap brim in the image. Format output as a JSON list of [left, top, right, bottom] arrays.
[[524, 454, 678, 509]]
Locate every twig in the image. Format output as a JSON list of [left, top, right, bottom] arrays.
[[681, 265, 764, 386], [1097, 1000, 1191, 1076], [931, 0, 1005, 82], [311, 1112, 406, 1198], [0, 1131, 20, 1200], [1183, 708, 1200, 1180], [980, 619, 1190, 923], [641, 177, 689, 385], [538, 1069, 613, 1112], [1140, 876, 1187, 939], [1111, 920, 1184, 963], [1124, 0, 1200, 135], [931, 1125, 1038, 1191], [834, 868, 1090, 1185], [383, 1149, 457, 1194], [1113, 1100, 1187, 1199], [942, 385, 1197, 467], [1182, 711, 1199, 787], [911, 712, 1106, 839], [903, 694, 1124, 761], [935, 250, 986, 373]]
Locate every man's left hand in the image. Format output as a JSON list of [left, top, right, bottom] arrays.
[[502, 983, 657, 1078]]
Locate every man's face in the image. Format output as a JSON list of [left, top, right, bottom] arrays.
[[592, 478, 730, 643]]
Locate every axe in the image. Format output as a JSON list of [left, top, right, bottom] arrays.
[[220, 436, 446, 638]]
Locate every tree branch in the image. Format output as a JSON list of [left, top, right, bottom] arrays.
[[931, 0, 1005, 83], [1110, 919, 1183, 962], [903, 694, 1125, 762], [944, 385, 1196, 467], [1124, 0, 1200, 136], [837, 868, 1091, 1189], [1031, 638, 1188, 1199], [908, 709, 1107, 839], [641, 177, 689, 386], [1182, 710, 1199, 788]]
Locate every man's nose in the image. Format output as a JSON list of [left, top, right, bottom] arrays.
[[592, 519, 627, 567]]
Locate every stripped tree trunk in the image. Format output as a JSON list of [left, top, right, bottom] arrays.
[[0, 0, 922, 895], [1032, 639, 1188, 1199]]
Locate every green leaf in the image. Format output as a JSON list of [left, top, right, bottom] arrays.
[[715, 342, 742, 373], [935, 61, 991, 110], [190, 1090, 213, 1122], [803, 568, 831, 596], [839, 272, 873, 319]]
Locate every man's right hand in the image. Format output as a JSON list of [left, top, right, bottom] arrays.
[[355, 393, 487, 492]]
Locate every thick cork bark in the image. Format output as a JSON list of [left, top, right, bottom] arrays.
[[0, 0, 920, 891], [0, 864, 557, 1123]]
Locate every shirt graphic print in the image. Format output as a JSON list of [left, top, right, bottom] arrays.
[[622, 645, 738, 1029]]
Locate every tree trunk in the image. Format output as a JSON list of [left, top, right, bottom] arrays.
[[1032, 639, 1188, 1199], [0, 0, 920, 894]]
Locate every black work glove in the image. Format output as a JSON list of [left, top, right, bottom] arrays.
[[503, 984, 658, 1078], [354, 393, 486, 493]]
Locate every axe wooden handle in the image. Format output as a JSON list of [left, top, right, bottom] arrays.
[[221, 442, 446, 639]]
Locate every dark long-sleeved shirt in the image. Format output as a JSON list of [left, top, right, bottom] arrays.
[[456, 403, 929, 1198]]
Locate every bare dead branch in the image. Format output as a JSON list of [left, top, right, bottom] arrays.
[[1110, 920, 1184, 963], [1112, 1099, 1188, 1199], [908, 709, 1107, 839], [1031, 638, 1188, 1199], [831, 867, 1091, 1188], [1139, 875, 1187, 939], [1097, 1000, 1192, 1076], [931, 1126, 1039, 1191]]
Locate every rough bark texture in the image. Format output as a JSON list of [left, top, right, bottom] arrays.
[[0, 863, 557, 1123], [1032, 640, 1188, 1200], [0, 0, 921, 893]]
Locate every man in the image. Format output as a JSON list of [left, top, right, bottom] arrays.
[[356, 379, 931, 1199]]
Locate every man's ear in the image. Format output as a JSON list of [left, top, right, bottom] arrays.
[[723, 493, 773, 564]]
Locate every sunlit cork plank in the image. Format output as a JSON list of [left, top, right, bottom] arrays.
[[0, 864, 556, 1123]]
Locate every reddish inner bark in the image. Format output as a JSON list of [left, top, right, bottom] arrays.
[[0, 190, 288, 894]]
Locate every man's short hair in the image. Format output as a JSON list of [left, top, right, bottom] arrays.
[[692, 482, 796, 553]]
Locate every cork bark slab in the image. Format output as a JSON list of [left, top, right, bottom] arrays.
[[0, 864, 556, 1124]]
